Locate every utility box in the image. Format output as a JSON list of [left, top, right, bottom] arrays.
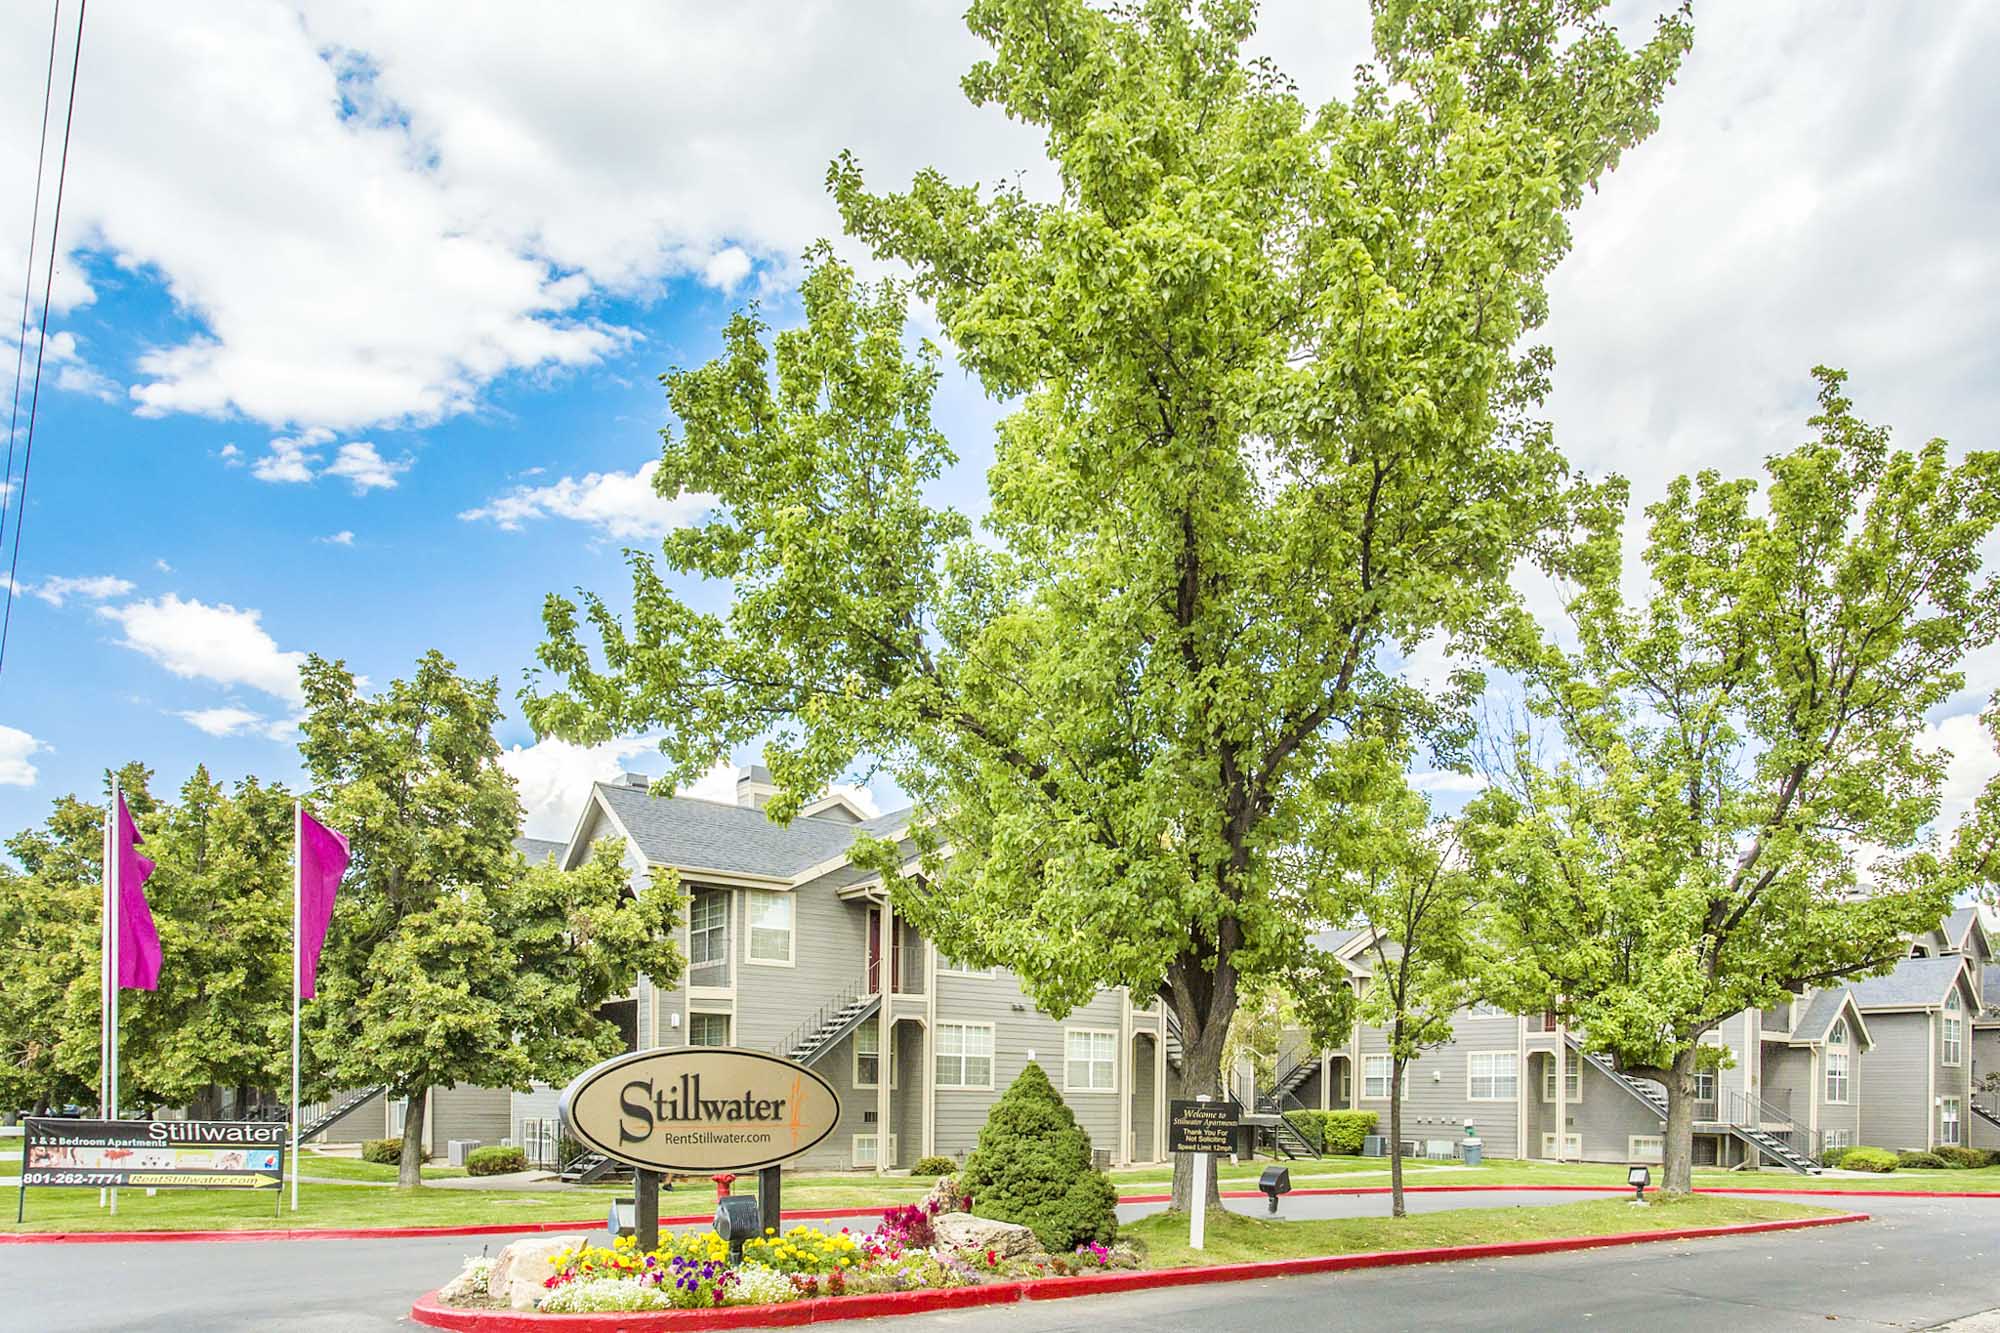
[[446, 1139, 481, 1166], [1361, 1135, 1387, 1158]]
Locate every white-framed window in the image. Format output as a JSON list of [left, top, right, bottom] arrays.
[[1540, 1132, 1582, 1158], [1065, 1029, 1117, 1093], [387, 1097, 409, 1138], [1339, 1061, 1353, 1104], [1693, 1070, 1717, 1107], [688, 1011, 731, 1047], [1823, 1128, 1849, 1151], [1629, 1135, 1664, 1163], [1943, 993, 1963, 1066], [689, 889, 728, 973], [1467, 1052, 1518, 1101], [853, 1023, 898, 1089], [1542, 1055, 1580, 1104], [1361, 1054, 1406, 1100], [745, 890, 795, 965], [1466, 1001, 1507, 1019], [937, 955, 997, 977], [935, 1022, 994, 1090], [1825, 1021, 1850, 1104], [852, 1133, 899, 1168], [1941, 1097, 1962, 1146]]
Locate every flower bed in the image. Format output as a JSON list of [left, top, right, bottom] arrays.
[[436, 1178, 1139, 1316]]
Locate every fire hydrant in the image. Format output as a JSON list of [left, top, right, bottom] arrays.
[[711, 1172, 737, 1201]]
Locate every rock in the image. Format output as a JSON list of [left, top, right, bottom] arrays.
[[932, 1211, 1045, 1260], [922, 1174, 970, 1216], [437, 1260, 491, 1306], [486, 1235, 584, 1311]]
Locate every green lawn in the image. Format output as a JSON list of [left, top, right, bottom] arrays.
[[297, 1149, 467, 1182], [1430, 1158, 2000, 1194], [1127, 1193, 1844, 1269], [3, 1182, 606, 1234]]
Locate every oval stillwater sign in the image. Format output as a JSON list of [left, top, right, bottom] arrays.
[[558, 1047, 841, 1174]]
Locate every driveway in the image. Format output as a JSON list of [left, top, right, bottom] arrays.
[[2, 1190, 1993, 1332]]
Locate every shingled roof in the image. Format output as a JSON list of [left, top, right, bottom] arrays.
[[513, 835, 567, 865], [1844, 954, 1975, 1011], [590, 780, 910, 880]]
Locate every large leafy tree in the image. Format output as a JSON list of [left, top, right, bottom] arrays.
[[1472, 370, 2000, 1193], [300, 650, 683, 1187], [527, 0, 1691, 1210]]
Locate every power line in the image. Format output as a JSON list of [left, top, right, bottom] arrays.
[[0, 1, 62, 563], [0, 0, 88, 688]]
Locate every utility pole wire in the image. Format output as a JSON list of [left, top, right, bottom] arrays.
[[0, 1, 62, 561], [0, 0, 88, 687]]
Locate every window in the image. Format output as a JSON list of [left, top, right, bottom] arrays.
[[1361, 1054, 1405, 1100], [1466, 1001, 1507, 1019], [938, 956, 996, 977], [688, 1012, 731, 1047], [1533, 1011, 1560, 1033], [1542, 1055, 1581, 1104], [1823, 1128, 1849, 1151], [1944, 993, 1963, 1066], [689, 889, 728, 977], [387, 1098, 409, 1138], [1540, 1132, 1582, 1158], [852, 1134, 898, 1168], [853, 1023, 897, 1089], [745, 890, 794, 964], [1693, 1071, 1717, 1107], [1941, 1097, 1962, 1146], [1630, 1135, 1664, 1163], [1825, 1022, 1849, 1104], [935, 1023, 994, 1090], [1065, 1029, 1117, 1092], [1339, 1061, 1353, 1104], [1467, 1052, 1518, 1101]]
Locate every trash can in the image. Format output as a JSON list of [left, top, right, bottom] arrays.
[[1460, 1120, 1482, 1167]]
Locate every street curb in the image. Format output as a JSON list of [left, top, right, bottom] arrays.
[[3, 1180, 1991, 1243], [405, 1211, 1871, 1330]]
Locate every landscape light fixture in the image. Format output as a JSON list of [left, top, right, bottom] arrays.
[[608, 1197, 636, 1238], [714, 1195, 761, 1264], [1627, 1165, 1650, 1203], [1259, 1164, 1292, 1215]]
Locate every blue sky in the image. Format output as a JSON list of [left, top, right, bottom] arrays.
[[1, 1, 1996, 849]]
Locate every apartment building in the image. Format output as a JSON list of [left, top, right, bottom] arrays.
[[1268, 907, 1997, 1170], [502, 770, 1182, 1173]]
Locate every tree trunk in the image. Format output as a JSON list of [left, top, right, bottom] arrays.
[[1660, 1046, 1698, 1195], [1388, 1058, 1406, 1218], [1167, 1000, 1228, 1218], [398, 1087, 428, 1189]]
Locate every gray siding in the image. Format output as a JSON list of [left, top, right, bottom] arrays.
[[431, 1085, 511, 1150], [1354, 1012, 1522, 1158], [1856, 1012, 1932, 1149]]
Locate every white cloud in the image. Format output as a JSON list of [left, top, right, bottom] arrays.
[[98, 594, 307, 706], [702, 246, 752, 293], [154, 558, 174, 573], [320, 530, 356, 546], [0, 724, 44, 786], [461, 459, 712, 540], [1408, 770, 1488, 795], [500, 735, 663, 841], [1920, 710, 2000, 842], [323, 441, 409, 493], [40, 330, 121, 402], [175, 706, 301, 741], [217, 444, 241, 464], [251, 430, 330, 484], [31, 574, 135, 607]]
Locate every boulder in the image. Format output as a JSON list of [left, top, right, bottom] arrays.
[[932, 1211, 1045, 1261], [437, 1259, 491, 1306], [486, 1235, 584, 1311], [922, 1174, 970, 1216]]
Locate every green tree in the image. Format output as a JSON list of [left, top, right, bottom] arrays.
[[960, 1061, 1119, 1251], [526, 0, 1692, 1212], [300, 650, 683, 1187], [1337, 788, 1480, 1216], [1471, 370, 2000, 1193]]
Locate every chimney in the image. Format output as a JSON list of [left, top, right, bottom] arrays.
[[621, 772, 650, 790], [735, 764, 778, 809]]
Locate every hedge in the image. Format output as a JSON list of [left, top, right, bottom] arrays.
[[1896, 1150, 1948, 1170], [961, 1062, 1118, 1251], [361, 1137, 430, 1165], [466, 1145, 528, 1176], [910, 1155, 959, 1177], [1281, 1109, 1378, 1156], [1934, 1146, 1993, 1169], [1838, 1146, 1898, 1174]]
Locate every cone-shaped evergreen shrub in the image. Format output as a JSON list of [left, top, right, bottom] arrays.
[[959, 1061, 1119, 1251]]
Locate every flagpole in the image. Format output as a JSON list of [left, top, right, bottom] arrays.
[[107, 771, 120, 1216], [99, 779, 111, 1209], [291, 799, 302, 1213]]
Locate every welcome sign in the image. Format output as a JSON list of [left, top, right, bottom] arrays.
[[559, 1047, 841, 1173]]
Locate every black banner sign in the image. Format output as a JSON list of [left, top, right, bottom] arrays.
[[20, 1118, 285, 1191], [1167, 1099, 1239, 1154]]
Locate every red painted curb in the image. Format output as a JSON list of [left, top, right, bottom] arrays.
[[406, 1211, 1870, 1329], [0, 1218, 607, 1245]]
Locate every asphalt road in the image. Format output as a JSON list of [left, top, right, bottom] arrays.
[[2, 1190, 1994, 1332]]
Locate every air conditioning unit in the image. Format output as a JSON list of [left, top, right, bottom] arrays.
[[1361, 1135, 1387, 1157], [446, 1139, 481, 1166]]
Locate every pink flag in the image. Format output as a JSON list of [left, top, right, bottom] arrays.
[[115, 794, 161, 990], [298, 809, 350, 999]]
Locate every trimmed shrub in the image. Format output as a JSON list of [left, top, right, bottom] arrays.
[[1282, 1111, 1324, 1154], [1839, 1146, 1898, 1174], [1818, 1146, 1851, 1169], [1896, 1150, 1948, 1170], [465, 1145, 527, 1176], [960, 1062, 1119, 1252], [1934, 1146, 1993, 1170], [910, 1155, 959, 1177], [361, 1137, 431, 1166], [1323, 1110, 1378, 1155]]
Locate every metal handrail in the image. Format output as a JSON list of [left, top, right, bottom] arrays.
[[1722, 1088, 1821, 1163], [770, 969, 875, 1061]]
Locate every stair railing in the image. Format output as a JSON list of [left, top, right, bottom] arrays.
[[1722, 1088, 1821, 1165], [770, 969, 875, 1062]]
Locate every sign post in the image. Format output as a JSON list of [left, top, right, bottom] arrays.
[[1167, 1095, 1239, 1252], [634, 1168, 660, 1251], [19, 1118, 286, 1224]]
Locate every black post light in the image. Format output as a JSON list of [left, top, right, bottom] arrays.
[[715, 1194, 762, 1264], [1627, 1164, 1650, 1203], [1258, 1164, 1292, 1215]]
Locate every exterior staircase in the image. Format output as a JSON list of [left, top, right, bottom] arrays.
[[1969, 1100, 2000, 1134], [557, 1151, 628, 1184], [771, 972, 884, 1068], [1720, 1123, 1822, 1175], [1564, 1035, 1668, 1119], [297, 1086, 384, 1143]]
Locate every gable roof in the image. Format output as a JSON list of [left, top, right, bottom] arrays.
[[1791, 988, 1872, 1050], [1983, 964, 2000, 1023], [1845, 954, 1977, 1012], [513, 835, 567, 865], [585, 780, 911, 882], [1941, 905, 1991, 960]]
